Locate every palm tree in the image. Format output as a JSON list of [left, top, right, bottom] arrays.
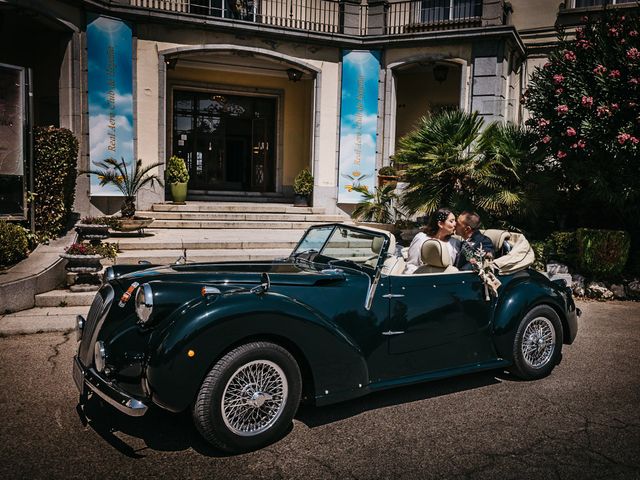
[[351, 184, 397, 224], [394, 110, 483, 216], [83, 157, 164, 217], [393, 110, 541, 226]]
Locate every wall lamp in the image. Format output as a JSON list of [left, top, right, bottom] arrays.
[[433, 64, 449, 83], [165, 57, 178, 70], [286, 68, 304, 82]]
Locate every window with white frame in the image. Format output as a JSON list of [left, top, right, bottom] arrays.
[[572, 0, 635, 8], [419, 0, 481, 23]]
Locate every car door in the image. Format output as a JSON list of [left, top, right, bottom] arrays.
[[382, 271, 498, 379]]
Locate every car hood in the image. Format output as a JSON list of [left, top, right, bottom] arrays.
[[114, 260, 357, 288]]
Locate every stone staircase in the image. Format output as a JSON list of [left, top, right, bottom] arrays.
[[35, 201, 350, 307], [138, 202, 346, 229]]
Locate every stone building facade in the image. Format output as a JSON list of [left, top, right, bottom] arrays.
[[0, 0, 637, 217]]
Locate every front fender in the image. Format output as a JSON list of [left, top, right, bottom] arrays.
[[146, 291, 369, 412], [492, 271, 570, 361]]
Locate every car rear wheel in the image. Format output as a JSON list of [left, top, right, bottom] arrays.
[[192, 341, 302, 453], [509, 305, 563, 380]]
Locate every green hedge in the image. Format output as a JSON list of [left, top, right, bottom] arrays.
[[545, 231, 578, 268], [0, 221, 29, 268], [576, 228, 630, 278], [33, 126, 78, 239]]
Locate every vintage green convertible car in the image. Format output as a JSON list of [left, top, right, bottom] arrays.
[[73, 223, 579, 452]]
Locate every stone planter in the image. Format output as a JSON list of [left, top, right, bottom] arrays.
[[59, 253, 103, 273], [293, 194, 310, 207], [377, 175, 399, 189], [113, 216, 154, 232], [75, 223, 110, 241]]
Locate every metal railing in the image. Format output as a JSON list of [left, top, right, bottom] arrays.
[[386, 0, 483, 35], [130, 0, 487, 36]]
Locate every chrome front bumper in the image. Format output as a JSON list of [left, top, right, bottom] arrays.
[[73, 355, 148, 417]]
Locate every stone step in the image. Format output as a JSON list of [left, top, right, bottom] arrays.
[[183, 194, 297, 204], [148, 220, 338, 229], [35, 290, 97, 307], [150, 202, 325, 214], [114, 238, 300, 251], [110, 228, 304, 250], [113, 248, 293, 265], [138, 211, 346, 223], [0, 306, 89, 335]]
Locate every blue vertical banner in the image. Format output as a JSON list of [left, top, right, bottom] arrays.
[[337, 50, 380, 204], [87, 15, 134, 196]]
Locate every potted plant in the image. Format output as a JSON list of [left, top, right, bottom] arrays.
[[166, 155, 189, 204], [351, 184, 398, 232], [60, 241, 118, 291], [82, 157, 163, 231], [377, 165, 398, 188], [60, 242, 104, 273], [293, 168, 314, 207]]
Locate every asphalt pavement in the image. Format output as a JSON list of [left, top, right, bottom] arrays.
[[0, 300, 639, 479]]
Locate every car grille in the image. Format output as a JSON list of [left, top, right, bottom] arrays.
[[78, 284, 114, 366]]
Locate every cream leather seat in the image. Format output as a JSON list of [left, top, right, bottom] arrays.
[[414, 239, 459, 274], [482, 229, 511, 255], [365, 234, 406, 275]]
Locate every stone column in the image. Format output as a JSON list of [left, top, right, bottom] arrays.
[[366, 0, 388, 36], [340, 0, 362, 36], [470, 39, 508, 123], [481, 0, 505, 27]]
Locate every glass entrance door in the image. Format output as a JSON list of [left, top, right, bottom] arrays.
[[172, 90, 276, 192]]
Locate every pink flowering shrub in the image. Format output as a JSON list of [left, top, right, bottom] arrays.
[[523, 10, 640, 251]]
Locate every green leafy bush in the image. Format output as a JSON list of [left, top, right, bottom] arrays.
[[166, 155, 189, 184], [0, 221, 29, 268], [545, 231, 578, 267], [293, 169, 314, 196], [576, 228, 630, 277], [530, 240, 547, 272], [33, 126, 79, 239]]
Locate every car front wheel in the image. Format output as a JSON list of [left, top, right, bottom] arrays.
[[192, 341, 302, 453], [510, 305, 563, 380]]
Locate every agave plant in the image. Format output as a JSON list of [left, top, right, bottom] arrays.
[[83, 157, 164, 217], [351, 184, 398, 224]]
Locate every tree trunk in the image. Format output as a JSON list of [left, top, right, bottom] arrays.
[[121, 196, 136, 218]]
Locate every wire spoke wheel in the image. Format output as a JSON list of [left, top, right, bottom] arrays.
[[221, 360, 288, 436], [521, 317, 556, 369]]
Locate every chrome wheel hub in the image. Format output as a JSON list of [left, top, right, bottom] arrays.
[[522, 317, 556, 369], [221, 360, 288, 436]]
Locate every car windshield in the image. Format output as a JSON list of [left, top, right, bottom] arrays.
[[291, 225, 388, 269]]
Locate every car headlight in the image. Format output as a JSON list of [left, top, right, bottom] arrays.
[[135, 283, 154, 325], [94, 340, 107, 372]]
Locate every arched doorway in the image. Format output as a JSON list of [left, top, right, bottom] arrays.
[[161, 47, 318, 197], [393, 60, 464, 147]]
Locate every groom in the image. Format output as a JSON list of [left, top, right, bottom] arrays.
[[455, 211, 494, 270]]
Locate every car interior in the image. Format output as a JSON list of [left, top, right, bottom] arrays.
[[366, 228, 533, 277]]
